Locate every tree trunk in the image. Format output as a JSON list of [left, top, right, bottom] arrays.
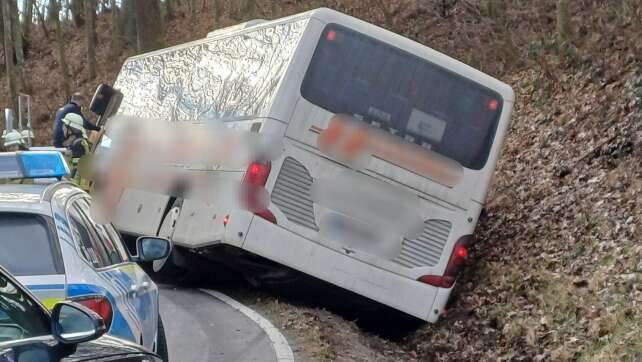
[[33, 2, 50, 39], [85, 0, 97, 79], [47, 0, 57, 22], [23, 0, 34, 36], [165, 0, 174, 21], [71, 0, 85, 27], [241, 0, 255, 21], [2, 1, 18, 112], [186, 0, 194, 20], [9, 0, 30, 93], [52, 0, 72, 99], [110, 0, 120, 58], [135, 0, 163, 52], [121, 0, 137, 48], [212, 0, 220, 28], [556, 0, 572, 43]]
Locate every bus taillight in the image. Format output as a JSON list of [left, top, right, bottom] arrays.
[[242, 161, 276, 224], [418, 235, 472, 288]]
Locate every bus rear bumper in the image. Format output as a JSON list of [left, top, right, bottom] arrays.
[[224, 211, 443, 322]]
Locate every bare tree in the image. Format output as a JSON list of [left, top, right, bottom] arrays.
[[33, 1, 50, 39], [70, 0, 85, 27], [23, 0, 34, 36], [52, 0, 72, 99], [212, 0, 220, 28], [121, 0, 137, 48], [135, 0, 163, 52], [47, 0, 57, 22], [86, 0, 97, 78], [110, 0, 121, 58], [2, 1, 18, 112], [241, 0, 255, 21], [9, 0, 30, 93], [165, 0, 175, 21], [186, 0, 195, 20], [231, 0, 255, 21]]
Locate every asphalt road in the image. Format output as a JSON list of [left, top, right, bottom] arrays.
[[158, 285, 277, 362]]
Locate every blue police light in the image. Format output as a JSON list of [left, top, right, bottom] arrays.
[[0, 153, 23, 179], [18, 151, 70, 179]]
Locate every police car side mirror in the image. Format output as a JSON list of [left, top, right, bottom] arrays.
[[134, 236, 172, 262], [51, 301, 106, 345]]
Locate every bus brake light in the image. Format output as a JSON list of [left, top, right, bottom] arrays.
[[418, 235, 472, 288]]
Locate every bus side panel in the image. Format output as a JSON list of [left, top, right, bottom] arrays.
[[265, 18, 326, 124], [113, 189, 170, 237], [171, 199, 225, 248]]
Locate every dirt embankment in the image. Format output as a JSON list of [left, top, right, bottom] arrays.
[[2, 1, 640, 361]]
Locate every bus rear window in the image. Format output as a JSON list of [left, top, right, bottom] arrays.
[[301, 24, 503, 170], [0, 213, 62, 276]]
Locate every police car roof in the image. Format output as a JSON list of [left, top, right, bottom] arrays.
[[0, 182, 80, 215]]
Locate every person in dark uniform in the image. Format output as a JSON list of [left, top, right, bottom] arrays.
[[53, 92, 101, 148]]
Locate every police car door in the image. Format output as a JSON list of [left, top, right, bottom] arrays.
[[74, 198, 158, 349]]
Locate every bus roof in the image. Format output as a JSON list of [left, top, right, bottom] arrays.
[[121, 8, 514, 104], [306, 8, 514, 103]]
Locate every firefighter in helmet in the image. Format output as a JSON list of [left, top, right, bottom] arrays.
[[2, 130, 26, 152], [62, 113, 92, 190]]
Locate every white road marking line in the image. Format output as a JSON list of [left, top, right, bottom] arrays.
[[199, 289, 294, 362]]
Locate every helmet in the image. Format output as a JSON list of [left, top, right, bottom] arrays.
[[3, 129, 24, 147], [62, 113, 86, 135], [21, 129, 34, 141]]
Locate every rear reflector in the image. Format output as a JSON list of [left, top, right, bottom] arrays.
[[418, 235, 472, 288], [72, 296, 113, 329], [255, 210, 276, 224]]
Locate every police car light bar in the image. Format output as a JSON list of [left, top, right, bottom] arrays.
[[0, 151, 70, 179]]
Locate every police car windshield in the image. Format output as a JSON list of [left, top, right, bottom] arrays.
[[0, 213, 61, 276]]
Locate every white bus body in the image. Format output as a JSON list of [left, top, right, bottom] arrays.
[[108, 8, 514, 322]]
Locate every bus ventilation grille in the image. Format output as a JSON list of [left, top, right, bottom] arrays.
[[393, 220, 452, 268], [271, 157, 319, 230]]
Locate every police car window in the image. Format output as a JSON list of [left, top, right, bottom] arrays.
[[0, 213, 62, 277], [0, 272, 50, 342], [67, 204, 110, 268], [75, 199, 128, 264]]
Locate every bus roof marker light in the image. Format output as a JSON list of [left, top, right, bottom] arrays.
[[488, 99, 499, 111], [327, 30, 337, 41]]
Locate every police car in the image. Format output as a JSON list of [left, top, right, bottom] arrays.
[[0, 151, 170, 360]]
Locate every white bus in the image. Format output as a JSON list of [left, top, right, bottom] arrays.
[[97, 8, 514, 322]]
